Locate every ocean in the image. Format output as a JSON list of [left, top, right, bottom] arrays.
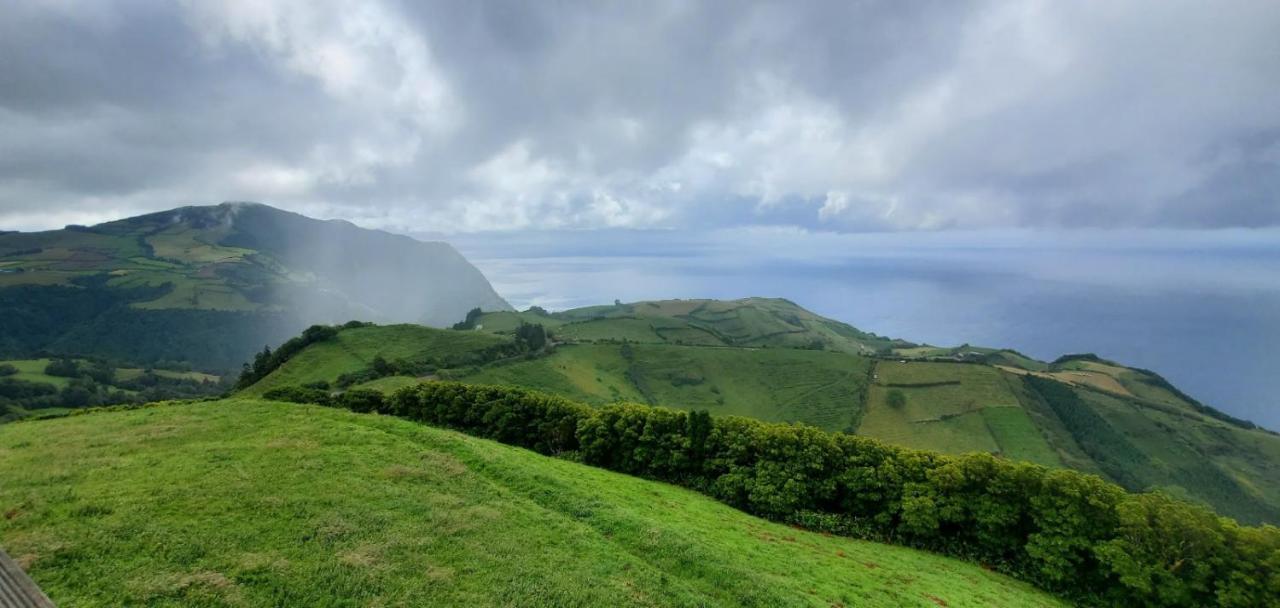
[[449, 227, 1280, 429]]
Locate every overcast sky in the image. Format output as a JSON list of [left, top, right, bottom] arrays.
[[2, 0, 1278, 233]]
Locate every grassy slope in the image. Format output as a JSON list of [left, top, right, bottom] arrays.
[[241, 321, 1280, 522], [1071, 386, 1280, 523], [0, 401, 1063, 608], [240, 325, 507, 396], [455, 343, 872, 432]]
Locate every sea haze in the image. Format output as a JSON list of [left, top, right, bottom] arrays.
[[445, 228, 1280, 430]]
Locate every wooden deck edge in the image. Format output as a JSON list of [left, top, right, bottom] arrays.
[[0, 548, 54, 608]]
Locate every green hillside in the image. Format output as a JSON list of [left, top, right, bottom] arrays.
[[0, 202, 509, 370], [240, 325, 507, 397], [0, 400, 1064, 607], [244, 305, 1280, 525]]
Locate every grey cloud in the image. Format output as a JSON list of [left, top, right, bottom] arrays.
[[0, 0, 1277, 232]]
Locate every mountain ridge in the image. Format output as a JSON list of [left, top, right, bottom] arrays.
[[0, 202, 510, 369]]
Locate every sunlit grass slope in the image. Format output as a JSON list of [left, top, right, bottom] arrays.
[[0, 400, 1064, 607]]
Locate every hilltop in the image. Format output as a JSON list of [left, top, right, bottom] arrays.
[[475, 297, 907, 354], [0, 203, 509, 369], [0, 400, 1063, 607], [244, 299, 1280, 524]]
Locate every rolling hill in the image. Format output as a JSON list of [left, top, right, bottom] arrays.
[[242, 300, 1280, 525], [476, 297, 907, 354], [0, 400, 1064, 607], [0, 202, 510, 370]]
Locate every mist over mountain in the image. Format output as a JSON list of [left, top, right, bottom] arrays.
[[0, 202, 510, 368]]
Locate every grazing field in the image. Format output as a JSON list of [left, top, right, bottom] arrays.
[[455, 343, 872, 432], [0, 400, 1065, 608], [859, 361, 1061, 464], [241, 325, 508, 396], [0, 359, 72, 388], [979, 407, 1061, 467]]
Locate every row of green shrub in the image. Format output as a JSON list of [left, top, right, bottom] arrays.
[[268, 381, 1279, 607]]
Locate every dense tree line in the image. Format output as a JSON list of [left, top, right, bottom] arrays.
[[0, 279, 295, 370], [264, 380, 1279, 607], [451, 307, 484, 330]]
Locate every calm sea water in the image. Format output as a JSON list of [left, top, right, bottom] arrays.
[[448, 228, 1280, 429]]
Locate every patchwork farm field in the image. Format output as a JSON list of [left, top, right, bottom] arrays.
[[0, 359, 75, 388], [0, 400, 1065, 608], [858, 361, 1061, 465]]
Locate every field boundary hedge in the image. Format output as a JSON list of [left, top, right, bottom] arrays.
[[879, 380, 963, 388], [267, 381, 1280, 607]]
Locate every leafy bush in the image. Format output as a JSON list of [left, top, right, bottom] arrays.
[[514, 322, 547, 350], [451, 307, 484, 330], [278, 380, 1280, 607], [263, 385, 331, 406], [886, 389, 907, 409], [0, 364, 16, 377], [44, 358, 80, 378], [337, 388, 383, 413]]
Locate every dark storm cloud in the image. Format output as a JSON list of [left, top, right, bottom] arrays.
[[0, 0, 1277, 231]]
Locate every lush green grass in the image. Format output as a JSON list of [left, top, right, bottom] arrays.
[[0, 400, 1065, 607], [455, 343, 872, 432], [979, 407, 1061, 467], [242, 325, 507, 396], [1, 359, 70, 388]]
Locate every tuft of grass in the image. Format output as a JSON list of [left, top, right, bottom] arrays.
[[0, 399, 1065, 607]]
